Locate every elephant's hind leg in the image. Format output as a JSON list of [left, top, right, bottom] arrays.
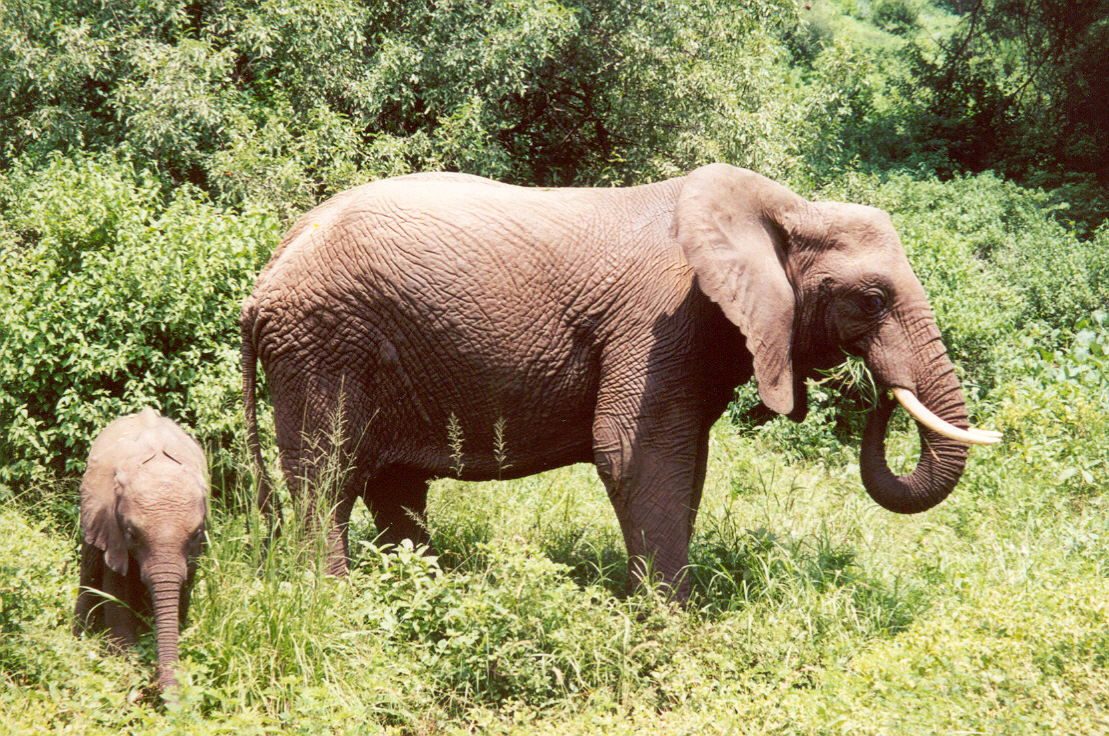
[[362, 466, 432, 550], [324, 493, 358, 576], [270, 375, 366, 575]]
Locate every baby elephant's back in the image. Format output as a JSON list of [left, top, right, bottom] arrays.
[[86, 408, 207, 481]]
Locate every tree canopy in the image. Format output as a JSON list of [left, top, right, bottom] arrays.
[[1, 0, 1107, 490], [1, 0, 809, 213]]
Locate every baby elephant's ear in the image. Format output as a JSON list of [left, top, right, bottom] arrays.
[[79, 460, 128, 577], [671, 164, 808, 417]]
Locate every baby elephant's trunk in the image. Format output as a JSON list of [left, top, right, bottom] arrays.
[[147, 562, 186, 698]]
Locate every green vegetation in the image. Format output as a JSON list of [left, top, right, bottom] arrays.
[[0, 154, 279, 489], [1, 0, 1107, 733]]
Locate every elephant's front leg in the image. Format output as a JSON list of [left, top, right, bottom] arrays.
[[101, 562, 145, 653], [593, 413, 705, 602], [74, 542, 106, 635]]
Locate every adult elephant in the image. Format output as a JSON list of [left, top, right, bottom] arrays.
[[241, 164, 997, 600]]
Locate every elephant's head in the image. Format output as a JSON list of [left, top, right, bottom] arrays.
[[672, 164, 998, 513], [80, 408, 208, 693]]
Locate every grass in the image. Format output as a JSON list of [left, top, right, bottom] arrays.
[[2, 315, 1106, 735], [3, 373, 1108, 735]]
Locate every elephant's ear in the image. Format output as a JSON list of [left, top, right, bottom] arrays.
[[79, 460, 129, 577], [671, 164, 808, 418]]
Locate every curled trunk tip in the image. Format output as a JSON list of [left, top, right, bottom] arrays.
[[860, 390, 969, 514]]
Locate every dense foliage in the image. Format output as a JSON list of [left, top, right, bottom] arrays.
[[0, 154, 278, 489], [817, 0, 1109, 232], [1, 0, 1107, 732], [1, 0, 805, 212], [920, 0, 1109, 184]]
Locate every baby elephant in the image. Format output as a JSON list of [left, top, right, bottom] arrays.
[[74, 407, 208, 696]]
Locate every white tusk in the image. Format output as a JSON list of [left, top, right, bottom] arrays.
[[891, 388, 1002, 446]]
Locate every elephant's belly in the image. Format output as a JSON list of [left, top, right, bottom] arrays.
[[367, 371, 599, 480], [347, 332, 601, 480]]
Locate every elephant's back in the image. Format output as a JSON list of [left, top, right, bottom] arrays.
[[87, 409, 206, 477], [245, 173, 684, 336], [257, 172, 520, 274], [261, 172, 677, 269]]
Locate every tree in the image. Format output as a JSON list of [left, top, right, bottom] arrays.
[[906, 0, 1109, 228], [1, 0, 800, 210]]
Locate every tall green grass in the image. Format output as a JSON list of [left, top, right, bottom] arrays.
[[4, 356, 1107, 734]]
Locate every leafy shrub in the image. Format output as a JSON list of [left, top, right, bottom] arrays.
[[354, 538, 671, 710], [186, 522, 396, 721], [0, 508, 142, 723], [0, 153, 279, 491], [783, 9, 835, 64], [819, 576, 1109, 733], [2, 0, 803, 211], [0, 508, 69, 650], [990, 312, 1109, 495], [872, 0, 919, 33], [176, 521, 681, 722], [729, 368, 873, 469]]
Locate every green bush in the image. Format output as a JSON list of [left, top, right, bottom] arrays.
[[181, 519, 679, 723], [0, 153, 279, 492], [354, 538, 671, 710], [0, 508, 70, 652], [872, 0, 919, 33], [782, 8, 835, 64], [1, 0, 802, 211], [990, 312, 1109, 496], [812, 576, 1109, 733]]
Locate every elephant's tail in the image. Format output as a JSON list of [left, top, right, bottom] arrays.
[[241, 311, 283, 533]]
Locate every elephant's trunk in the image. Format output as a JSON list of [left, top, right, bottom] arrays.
[[147, 564, 185, 699], [859, 355, 970, 514]]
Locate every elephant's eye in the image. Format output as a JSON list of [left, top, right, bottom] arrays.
[[859, 291, 887, 317], [123, 525, 140, 549]]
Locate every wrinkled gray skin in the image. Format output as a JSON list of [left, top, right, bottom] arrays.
[[241, 163, 972, 600], [74, 407, 208, 696]]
